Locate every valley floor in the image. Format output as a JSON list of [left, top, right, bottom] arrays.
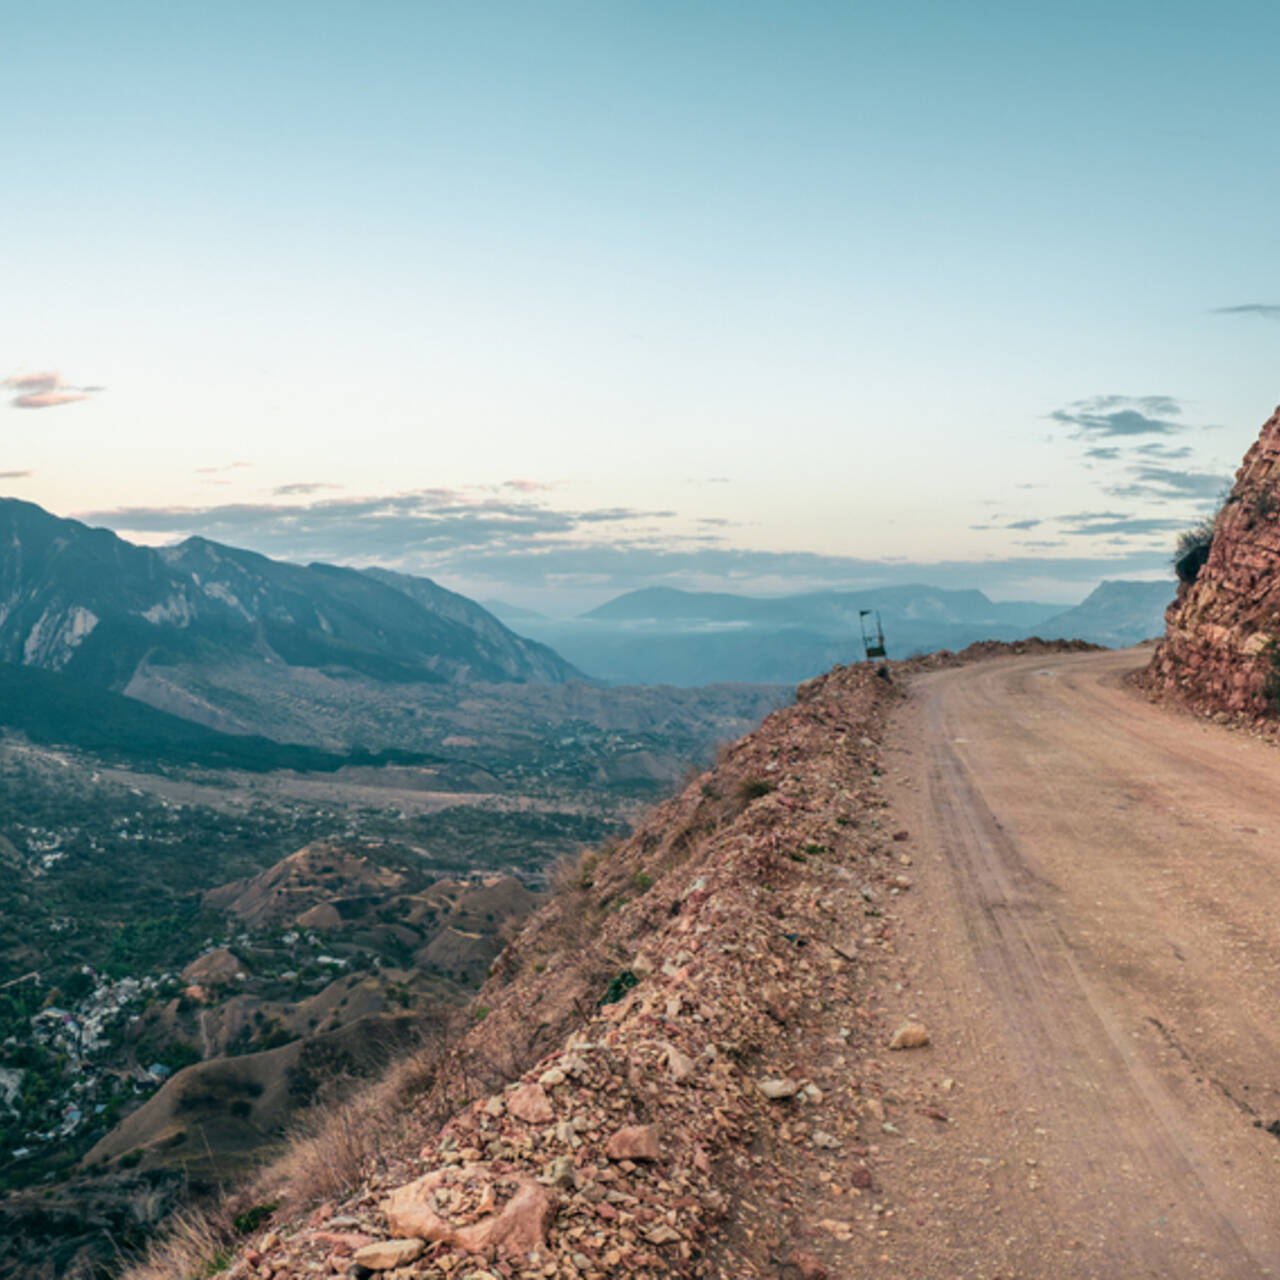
[[868, 649, 1280, 1277]]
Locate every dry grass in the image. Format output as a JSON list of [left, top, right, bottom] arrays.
[[251, 1039, 447, 1215], [119, 1206, 233, 1280], [119, 1039, 451, 1280], [547, 844, 601, 895]]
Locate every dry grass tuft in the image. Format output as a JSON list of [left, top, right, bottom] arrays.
[[120, 1039, 452, 1280], [251, 1039, 447, 1215], [120, 1206, 233, 1280]]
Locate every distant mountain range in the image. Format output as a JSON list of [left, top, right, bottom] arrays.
[[489, 579, 1174, 685], [0, 497, 579, 689], [582, 584, 1055, 629], [1035, 579, 1173, 650], [0, 499, 786, 784], [0, 495, 1174, 721]]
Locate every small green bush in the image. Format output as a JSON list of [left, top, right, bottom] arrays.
[[600, 970, 638, 1005], [1173, 517, 1215, 584], [738, 778, 775, 802], [233, 1202, 278, 1235], [118, 1149, 142, 1169], [633, 871, 654, 892], [202, 1249, 233, 1276]]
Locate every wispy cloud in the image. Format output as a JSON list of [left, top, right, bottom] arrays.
[[194, 461, 253, 475], [271, 481, 341, 496], [1049, 394, 1187, 439], [78, 487, 1175, 600], [1134, 442, 1193, 459], [13, 392, 91, 409], [1051, 394, 1226, 520], [1212, 303, 1280, 321], [78, 491, 679, 568], [5, 370, 102, 410], [0, 470, 31, 480], [503, 479, 552, 493], [1057, 512, 1188, 537], [1006, 518, 1041, 530], [5, 372, 62, 392], [1105, 466, 1228, 501]]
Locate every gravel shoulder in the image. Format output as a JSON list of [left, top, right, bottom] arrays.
[[875, 647, 1280, 1278]]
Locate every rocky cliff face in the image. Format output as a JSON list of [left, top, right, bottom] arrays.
[[1142, 404, 1280, 719]]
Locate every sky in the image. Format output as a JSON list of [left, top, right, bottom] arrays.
[[4, 0, 1279, 612]]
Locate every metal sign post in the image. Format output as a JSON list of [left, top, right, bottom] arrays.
[[859, 609, 887, 661]]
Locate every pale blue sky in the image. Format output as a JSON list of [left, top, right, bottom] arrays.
[[4, 1, 1278, 609]]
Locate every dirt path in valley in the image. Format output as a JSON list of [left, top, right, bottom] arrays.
[[857, 647, 1280, 1278]]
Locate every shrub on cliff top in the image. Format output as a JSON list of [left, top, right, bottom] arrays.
[[1173, 517, 1215, 585]]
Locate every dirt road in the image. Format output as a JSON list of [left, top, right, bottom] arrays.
[[875, 647, 1280, 1278]]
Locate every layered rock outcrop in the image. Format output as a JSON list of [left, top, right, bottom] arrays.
[[1143, 404, 1280, 718]]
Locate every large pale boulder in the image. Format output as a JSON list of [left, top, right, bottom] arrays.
[[383, 1164, 557, 1261]]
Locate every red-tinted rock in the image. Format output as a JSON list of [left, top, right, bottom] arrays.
[[605, 1123, 661, 1161], [507, 1082, 554, 1124], [1143, 405, 1280, 717], [790, 1250, 831, 1280]]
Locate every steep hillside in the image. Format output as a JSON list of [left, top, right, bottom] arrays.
[[364, 568, 576, 684], [133, 641, 1090, 1280], [1142, 403, 1280, 718], [123, 654, 789, 795], [0, 498, 581, 693]]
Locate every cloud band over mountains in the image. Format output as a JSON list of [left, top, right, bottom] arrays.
[[79, 486, 1178, 600]]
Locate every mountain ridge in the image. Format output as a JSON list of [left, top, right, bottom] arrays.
[[505, 580, 1170, 685], [0, 497, 583, 695]]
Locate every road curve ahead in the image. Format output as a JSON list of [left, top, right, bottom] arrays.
[[884, 647, 1280, 1280]]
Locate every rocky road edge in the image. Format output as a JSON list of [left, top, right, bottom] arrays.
[[175, 640, 1092, 1280]]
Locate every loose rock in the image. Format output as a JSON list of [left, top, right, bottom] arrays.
[[507, 1083, 554, 1124], [351, 1238, 424, 1271], [605, 1123, 661, 1161], [888, 1021, 930, 1050], [757, 1077, 800, 1099]]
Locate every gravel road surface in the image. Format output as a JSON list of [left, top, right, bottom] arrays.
[[877, 647, 1280, 1278]]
